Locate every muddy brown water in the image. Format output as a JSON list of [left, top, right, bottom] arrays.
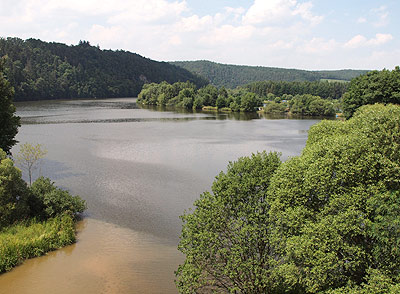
[[0, 98, 319, 293]]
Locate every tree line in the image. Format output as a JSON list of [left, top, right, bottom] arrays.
[[264, 94, 338, 116], [138, 82, 264, 112], [245, 80, 348, 100], [0, 37, 207, 101], [138, 81, 340, 116], [171, 60, 368, 88]]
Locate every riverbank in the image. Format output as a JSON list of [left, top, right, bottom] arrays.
[[0, 214, 76, 273], [0, 218, 182, 294]]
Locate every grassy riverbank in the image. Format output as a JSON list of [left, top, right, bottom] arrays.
[[0, 214, 76, 273]]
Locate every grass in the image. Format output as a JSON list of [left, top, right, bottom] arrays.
[[0, 214, 76, 273]]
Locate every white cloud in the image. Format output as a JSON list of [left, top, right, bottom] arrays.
[[199, 25, 255, 46], [344, 34, 368, 48], [300, 38, 339, 54], [372, 5, 389, 27], [242, 0, 322, 26], [293, 2, 323, 25], [344, 33, 393, 49], [368, 33, 393, 46], [177, 15, 213, 32], [357, 17, 367, 24], [107, 0, 188, 25]]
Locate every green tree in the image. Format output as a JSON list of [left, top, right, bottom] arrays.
[[264, 101, 287, 113], [15, 143, 47, 186], [342, 67, 400, 118], [240, 92, 262, 112], [0, 149, 29, 228], [0, 59, 20, 154], [215, 95, 226, 108], [267, 103, 400, 292], [30, 177, 86, 219], [176, 152, 282, 293], [177, 104, 400, 293]]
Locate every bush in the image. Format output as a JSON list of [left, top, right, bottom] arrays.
[[29, 177, 86, 219], [0, 149, 30, 228], [264, 101, 287, 113]]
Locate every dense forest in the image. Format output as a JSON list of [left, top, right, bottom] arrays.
[[170, 60, 368, 88], [245, 80, 348, 100], [0, 37, 208, 101]]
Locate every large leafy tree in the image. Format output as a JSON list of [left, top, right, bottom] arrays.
[[342, 67, 400, 118], [176, 152, 282, 293], [268, 103, 400, 293], [0, 59, 20, 154]]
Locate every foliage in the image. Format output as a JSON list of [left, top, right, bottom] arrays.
[[176, 152, 282, 293], [289, 94, 336, 116], [171, 60, 367, 89], [0, 214, 76, 273], [0, 58, 20, 154], [267, 103, 400, 293], [342, 66, 400, 118], [138, 82, 263, 112], [264, 101, 287, 113], [15, 142, 47, 186], [0, 149, 30, 229], [30, 177, 86, 219], [0, 37, 208, 101], [177, 104, 400, 293], [246, 80, 348, 100]]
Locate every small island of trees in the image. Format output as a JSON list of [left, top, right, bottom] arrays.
[[137, 81, 341, 116]]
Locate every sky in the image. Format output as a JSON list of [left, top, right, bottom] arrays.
[[0, 0, 399, 70]]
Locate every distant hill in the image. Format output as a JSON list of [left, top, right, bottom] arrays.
[[0, 38, 208, 101], [170, 60, 369, 88]]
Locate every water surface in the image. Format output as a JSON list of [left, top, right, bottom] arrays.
[[0, 98, 319, 293]]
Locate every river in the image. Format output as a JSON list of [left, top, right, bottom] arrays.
[[0, 98, 319, 293]]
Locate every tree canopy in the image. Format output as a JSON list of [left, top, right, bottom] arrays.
[[171, 60, 367, 89], [0, 37, 207, 101], [342, 66, 400, 118], [177, 103, 400, 293], [138, 82, 263, 112], [0, 59, 20, 154], [246, 80, 348, 100]]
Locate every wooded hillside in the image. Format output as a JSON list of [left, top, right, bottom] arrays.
[[0, 38, 208, 101], [171, 60, 368, 88]]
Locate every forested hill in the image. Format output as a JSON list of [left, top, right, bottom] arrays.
[[170, 60, 369, 88], [0, 37, 208, 101]]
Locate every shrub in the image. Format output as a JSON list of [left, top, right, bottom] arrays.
[[30, 177, 86, 219]]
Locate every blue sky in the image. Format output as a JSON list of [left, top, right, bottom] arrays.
[[0, 0, 398, 70]]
